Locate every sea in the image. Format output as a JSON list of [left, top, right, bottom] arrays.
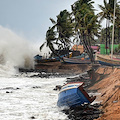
[[0, 26, 68, 120], [0, 26, 101, 120], [0, 68, 68, 120]]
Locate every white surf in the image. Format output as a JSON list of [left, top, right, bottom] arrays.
[[0, 26, 67, 120]]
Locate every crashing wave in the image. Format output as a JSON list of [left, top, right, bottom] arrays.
[[0, 26, 38, 77]]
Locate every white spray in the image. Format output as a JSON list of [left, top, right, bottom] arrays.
[[0, 26, 39, 76]]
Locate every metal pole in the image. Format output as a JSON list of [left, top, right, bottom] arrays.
[[111, 0, 117, 59]]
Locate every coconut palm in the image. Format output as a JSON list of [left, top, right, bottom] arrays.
[[40, 27, 56, 52], [82, 10, 100, 62], [50, 10, 74, 50], [40, 27, 66, 61], [71, 0, 99, 62], [98, 0, 120, 53], [114, 2, 120, 44], [40, 10, 74, 60], [98, 0, 112, 53]]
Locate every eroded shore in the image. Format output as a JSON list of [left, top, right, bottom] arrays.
[[19, 61, 120, 119], [89, 66, 120, 120]]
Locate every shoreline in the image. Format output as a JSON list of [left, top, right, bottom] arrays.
[[89, 66, 120, 120], [19, 61, 95, 78], [19, 61, 120, 119], [57, 65, 120, 120]]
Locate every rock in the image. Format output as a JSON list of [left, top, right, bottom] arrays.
[[53, 85, 62, 91], [30, 116, 36, 119], [6, 91, 12, 93], [32, 86, 41, 89]]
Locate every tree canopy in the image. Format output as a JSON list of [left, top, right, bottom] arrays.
[[40, 0, 120, 60]]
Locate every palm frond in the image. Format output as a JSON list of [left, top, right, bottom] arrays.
[[50, 18, 56, 24], [39, 42, 46, 51]]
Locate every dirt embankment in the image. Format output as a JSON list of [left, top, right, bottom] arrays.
[[89, 67, 120, 120], [34, 61, 120, 119], [34, 61, 92, 75]]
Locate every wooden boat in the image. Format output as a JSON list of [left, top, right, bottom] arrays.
[[35, 58, 57, 63], [97, 1, 120, 67], [62, 57, 91, 64], [72, 53, 89, 60], [57, 82, 96, 108], [96, 54, 120, 66], [34, 55, 58, 64]]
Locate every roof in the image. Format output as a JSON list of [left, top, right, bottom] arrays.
[[71, 45, 84, 52], [91, 46, 99, 50]]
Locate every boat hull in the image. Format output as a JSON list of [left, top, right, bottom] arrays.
[[98, 60, 120, 66], [62, 57, 91, 64], [57, 88, 90, 107], [57, 82, 96, 108], [96, 54, 120, 66]]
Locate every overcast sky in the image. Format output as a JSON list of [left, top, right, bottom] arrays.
[[0, 0, 104, 45]]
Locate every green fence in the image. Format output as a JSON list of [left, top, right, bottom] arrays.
[[100, 44, 119, 55]]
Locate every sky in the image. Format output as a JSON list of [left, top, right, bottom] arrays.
[[0, 0, 104, 53]]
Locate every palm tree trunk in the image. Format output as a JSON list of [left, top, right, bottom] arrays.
[[106, 19, 108, 54], [108, 18, 111, 53], [79, 32, 94, 63], [119, 27, 120, 44], [50, 47, 65, 62], [87, 35, 94, 62]]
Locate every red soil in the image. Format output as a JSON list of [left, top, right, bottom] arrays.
[[89, 67, 120, 120]]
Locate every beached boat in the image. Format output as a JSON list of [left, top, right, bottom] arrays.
[[34, 55, 58, 63], [96, 1, 120, 67], [35, 58, 57, 63], [72, 53, 89, 59], [96, 54, 120, 66], [57, 82, 96, 108], [62, 57, 91, 64]]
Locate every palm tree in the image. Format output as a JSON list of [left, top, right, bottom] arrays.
[[40, 10, 74, 60], [98, 0, 112, 54], [82, 10, 100, 62], [114, 2, 120, 44], [50, 10, 74, 50], [40, 27, 58, 57], [71, 0, 99, 62], [98, 0, 120, 53]]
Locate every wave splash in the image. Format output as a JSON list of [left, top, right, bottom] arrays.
[[0, 26, 37, 77]]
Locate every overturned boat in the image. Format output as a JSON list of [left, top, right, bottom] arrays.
[[57, 82, 96, 108]]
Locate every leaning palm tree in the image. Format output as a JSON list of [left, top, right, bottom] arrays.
[[40, 27, 66, 61], [82, 9, 100, 62], [71, 0, 99, 62], [40, 10, 74, 60], [50, 10, 74, 50], [40, 27, 58, 57]]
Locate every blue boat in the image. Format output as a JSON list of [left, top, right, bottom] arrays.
[[57, 82, 96, 108]]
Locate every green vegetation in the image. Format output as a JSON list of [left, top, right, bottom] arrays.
[[114, 44, 120, 54], [40, 0, 120, 62]]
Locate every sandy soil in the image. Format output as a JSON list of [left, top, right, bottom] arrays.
[[89, 66, 120, 120]]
